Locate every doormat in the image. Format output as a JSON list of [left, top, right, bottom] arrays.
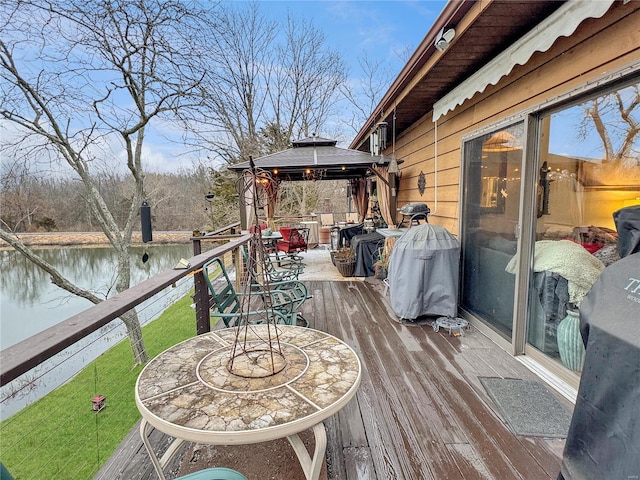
[[480, 377, 572, 438]]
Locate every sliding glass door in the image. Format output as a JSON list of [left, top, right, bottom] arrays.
[[527, 81, 640, 371], [459, 80, 639, 378], [460, 123, 525, 338]]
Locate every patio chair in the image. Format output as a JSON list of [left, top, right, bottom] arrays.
[[1, 462, 14, 480], [345, 212, 359, 223], [276, 227, 308, 256], [203, 257, 309, 327], [240, 244, 303, 283], [178, 467, 248, 480], [319, 213, 335, 226], [139, 419, 248, 480]]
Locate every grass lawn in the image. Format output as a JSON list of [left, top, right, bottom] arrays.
[[0, 293, 207, 479]]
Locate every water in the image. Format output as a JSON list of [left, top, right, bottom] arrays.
[[0, 244, 194, 419], [0, 244, 193, 348]]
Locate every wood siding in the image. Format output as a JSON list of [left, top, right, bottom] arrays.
[[391, 1, 640, 233]]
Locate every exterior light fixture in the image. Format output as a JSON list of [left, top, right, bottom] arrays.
[[418, 171, 426, 196], [273, 168, 279, 175], [303, 168, 327, 182], [341, 166, 346, 171], [434, 28, 456, 51]]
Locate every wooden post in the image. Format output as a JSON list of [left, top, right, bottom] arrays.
[[191, 236, 210, 334], [194, 267, 210, 335], [192, 237, 202, 256], [389, 172, 398, 225]]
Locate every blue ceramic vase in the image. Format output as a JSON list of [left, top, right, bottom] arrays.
[[557, 309, 585, 371]]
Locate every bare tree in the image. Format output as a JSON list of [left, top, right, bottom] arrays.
[[178, 2, 276, 164], [181, 3, 347, 165], [340, 53, 396, 135], [580, 84, 640, 165], [0, 0, 215, 364], [0, 161, 42, 232], [339, 37, 418, 138], [270, 15, 347, 141]]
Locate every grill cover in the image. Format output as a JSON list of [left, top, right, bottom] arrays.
[[388, 224, 459, 319], [560, 252, 640, 479], [613, 205, 640, 257]]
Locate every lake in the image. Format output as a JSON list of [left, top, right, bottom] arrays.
[[0, 243, 194, 419], [0, 244, 194, 348]]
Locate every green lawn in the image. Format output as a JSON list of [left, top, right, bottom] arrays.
[[0, 293, 205, 479]]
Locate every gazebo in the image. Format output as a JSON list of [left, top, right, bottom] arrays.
[[229, 135, 401, 230]]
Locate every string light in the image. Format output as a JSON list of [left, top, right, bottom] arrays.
[[302, 168, 327, 181]]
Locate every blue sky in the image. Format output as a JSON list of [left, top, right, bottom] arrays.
[[150, 1, 448, 171], [2, 1, 448, 175], [261, 1, 447, 78]]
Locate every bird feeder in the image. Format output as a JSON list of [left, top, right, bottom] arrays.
[[92, 395, 106, 412]]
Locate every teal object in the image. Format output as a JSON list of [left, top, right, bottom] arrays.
[[557, 309, 585, 371], [1, 461, 15, 480], [178, 467, 248, 480]]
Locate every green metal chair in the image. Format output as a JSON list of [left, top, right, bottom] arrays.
[[139, 419, 248, 480], [203, 257, 309, 327], [177, 467, 248, 480], [240, 244, 303, 282]]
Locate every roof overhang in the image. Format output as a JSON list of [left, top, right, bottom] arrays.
[[229, 137, 394, 182], [432, 0, 615, 121], [350, 0, 568, 151]]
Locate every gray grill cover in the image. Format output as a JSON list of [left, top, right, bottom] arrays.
[[388, 224, 459, 319]]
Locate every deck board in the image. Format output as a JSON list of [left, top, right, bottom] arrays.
[[97, 277, 568, 480]]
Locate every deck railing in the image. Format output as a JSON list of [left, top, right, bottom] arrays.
[[0, 223, 247, 479]]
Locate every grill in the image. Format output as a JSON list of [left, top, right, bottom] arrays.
[[399, 203, 430, 215], [398, 203, 430, 227]]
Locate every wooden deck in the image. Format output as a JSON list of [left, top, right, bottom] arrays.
[[96, 278, 570, 480]]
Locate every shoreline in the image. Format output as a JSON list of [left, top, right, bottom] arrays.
[[1, 231, 192, 247]]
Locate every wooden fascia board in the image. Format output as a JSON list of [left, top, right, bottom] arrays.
[[350, 0, 482, 149]]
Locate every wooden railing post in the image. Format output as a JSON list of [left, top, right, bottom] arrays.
[[194, 268, 210, 335], [192, 237, 202, 255]]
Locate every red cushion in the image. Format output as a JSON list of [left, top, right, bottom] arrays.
[[279, 227, 293, 241], [565, 237, 603, 254], [289, 231, 306, 248]]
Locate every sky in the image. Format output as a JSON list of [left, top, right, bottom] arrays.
[[1, 1, 448, 176], [262, 1, 447, 76], [149, 1, 448, 172]]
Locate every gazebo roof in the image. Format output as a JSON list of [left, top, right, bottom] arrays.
[[229, 136, 393, 181]]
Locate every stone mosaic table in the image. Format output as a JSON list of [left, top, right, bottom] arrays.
[[136, 325, 361, 480]]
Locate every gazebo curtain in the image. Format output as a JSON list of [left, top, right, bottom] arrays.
[[372, 165, 395, 227], [354, 178, 369, 223]]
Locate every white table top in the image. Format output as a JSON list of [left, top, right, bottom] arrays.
[[135, 325, 361, 445], [261, 232, 282, 240], [377, 228, 408, 238]]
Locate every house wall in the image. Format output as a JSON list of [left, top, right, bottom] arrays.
[[391, 1, 640, 234]]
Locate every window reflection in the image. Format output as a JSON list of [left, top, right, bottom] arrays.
[[528, 82, 640, 370], [460, 123, 524, 337]]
